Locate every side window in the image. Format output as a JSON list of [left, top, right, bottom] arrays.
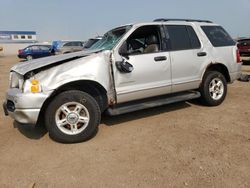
[[201, 26, 235, 47], [76, 42, 83, 46], [31, 46, 39, 51], [187, 26, 201, 49], [40, 46, 50, 51], [71, 42, 77, 46], [126, 25, 162, 55], [64, 42, 73, 47], [166, 25, 191, 51]]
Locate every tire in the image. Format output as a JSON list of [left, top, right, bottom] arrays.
[[45, 90, 101, 143], [26, 55, 33, 61], [199, 71, 227, 106]]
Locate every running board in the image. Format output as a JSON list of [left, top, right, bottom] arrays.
[[106, 91, 201, 116]]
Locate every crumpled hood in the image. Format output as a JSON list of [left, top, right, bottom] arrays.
[[11, 49, 102, 75]]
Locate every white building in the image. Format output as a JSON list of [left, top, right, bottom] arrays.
[[0, 31, 37, 43], [0, 31, 37, 55]]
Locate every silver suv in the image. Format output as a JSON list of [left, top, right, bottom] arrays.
[[3, 19, 242, 143]]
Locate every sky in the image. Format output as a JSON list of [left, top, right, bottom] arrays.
[[0, 0, 250, 41]]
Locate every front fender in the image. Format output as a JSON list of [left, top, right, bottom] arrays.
[[33, 52, 112, 93]]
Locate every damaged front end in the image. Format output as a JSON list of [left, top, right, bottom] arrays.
[[4, 49, 114, 125]]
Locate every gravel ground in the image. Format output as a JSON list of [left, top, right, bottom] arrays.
[[0, 55, 250, 188]]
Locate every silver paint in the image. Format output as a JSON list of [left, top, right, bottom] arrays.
[[4, 21, 242, 125]]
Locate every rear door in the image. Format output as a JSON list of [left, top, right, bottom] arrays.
[[62, 42, 74, 53], [164, 25, 207, 92], [39, 46, 51, 57], [74, 42, 84, 52]]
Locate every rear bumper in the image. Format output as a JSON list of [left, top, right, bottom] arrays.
[[17, 54, 26, 59], [230, 71, 242, 83]]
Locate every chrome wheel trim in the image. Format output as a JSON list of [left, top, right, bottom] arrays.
[[55, 102, 90, 135], [209, 78, 224, 100], [27, 55, 33, 61]]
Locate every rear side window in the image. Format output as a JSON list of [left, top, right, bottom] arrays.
[[165, 25, 201, 51], [64, 42, 74, 47], [187, 26, 201, 49], [166, 25, 191, 51], [201, 26, 235, 47], [31, 46, 39, 50], [40, 46, 50, 50]]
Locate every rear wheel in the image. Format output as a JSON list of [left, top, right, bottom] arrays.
[[45, 90, 101, 143], [199, 71, 227, 106], [26, 55, 33, 61]]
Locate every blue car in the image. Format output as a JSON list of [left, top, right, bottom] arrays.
[[18, 45, 52, 60]]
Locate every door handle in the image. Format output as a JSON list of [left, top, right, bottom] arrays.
[[197, 52, 207, 57], [154, 56, 167, 61]]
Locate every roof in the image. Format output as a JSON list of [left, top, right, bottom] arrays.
[[0, 31, 36, 35], [153, 18, 213, 23]]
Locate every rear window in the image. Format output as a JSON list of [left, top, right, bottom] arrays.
[[187, 26, 201, 49], [238, 39, 250, 46], [201, 26, 235, 47]]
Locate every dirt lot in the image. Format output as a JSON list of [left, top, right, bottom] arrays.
[[0, 55, 249, 188]]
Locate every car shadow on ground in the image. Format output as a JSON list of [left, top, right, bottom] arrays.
[[12, 102, 193, 140], [101, 101, 191, 126], [13, 121, 47, 140]]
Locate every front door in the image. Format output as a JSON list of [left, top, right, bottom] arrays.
[[113, 25, 172, 103]]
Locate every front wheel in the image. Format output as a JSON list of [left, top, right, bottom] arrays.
[[45, 90, 101, 143], [199, 71, 227, 106]]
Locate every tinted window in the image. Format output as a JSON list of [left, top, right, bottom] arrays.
[[166, 25, 191, 51], [238, 39, 250, 46], [76, 42, 83, 46], [201, 26, 235, 47], [187, 26, 201, 49]]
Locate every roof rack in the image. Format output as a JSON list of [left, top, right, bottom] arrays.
[[153, 18, 213, 23]]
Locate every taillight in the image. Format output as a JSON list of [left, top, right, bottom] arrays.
[[18, 49, 23, 54], [236, 49, 241, 63]]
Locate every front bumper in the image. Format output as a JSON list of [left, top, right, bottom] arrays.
[[3, 102, 8, 116], [3, 88, 50, 124]]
